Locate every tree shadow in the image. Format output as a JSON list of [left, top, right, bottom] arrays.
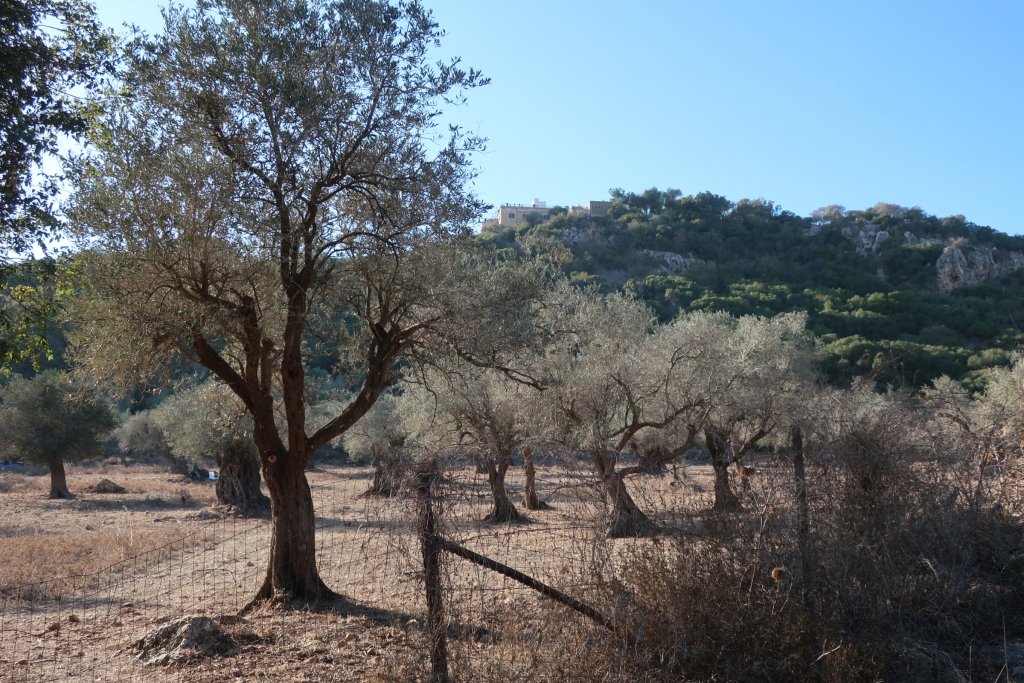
[[69, 496, 204, 513], [307, 466, 374, 482]]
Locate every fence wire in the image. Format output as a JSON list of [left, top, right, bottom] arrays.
[[0, 458, 641, 682], [7, 446, 1015, 682]]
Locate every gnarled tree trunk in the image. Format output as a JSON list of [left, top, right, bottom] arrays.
[[484, 449, 522, 523], [523, 446, 549, 510], [591, 449, 652, 537], [47, 457, 73, 499], [604, 470, 651, 537], [248, 455, 338, 606], [706, 429, 741, 511], [365, 448, 402, 496], [216, 438, 270, 516]]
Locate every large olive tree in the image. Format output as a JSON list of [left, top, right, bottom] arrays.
[[65, 0, 529, 605]]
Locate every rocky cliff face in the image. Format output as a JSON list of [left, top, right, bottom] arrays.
[[561, 223, 612, 247], [936, 243, 1024, 292]]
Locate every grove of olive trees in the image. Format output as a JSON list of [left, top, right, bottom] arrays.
[[2, 2, 1020, 680], [530, 283, 818, 536]]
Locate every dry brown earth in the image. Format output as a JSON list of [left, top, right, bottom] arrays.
[[0, 458, 730, 681]]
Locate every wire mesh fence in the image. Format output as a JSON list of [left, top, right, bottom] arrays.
[[4, 441, 1021, 682], [0, 457, 648, 682]]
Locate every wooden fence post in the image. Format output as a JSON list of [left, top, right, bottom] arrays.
[[416, 467, 449, 683], [790, 426, 823, 680]]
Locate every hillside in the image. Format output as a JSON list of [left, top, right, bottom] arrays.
[[479, 189, 1024, 388]]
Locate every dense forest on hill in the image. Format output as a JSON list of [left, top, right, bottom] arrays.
[[480, 189, 1024, 388], [9, 189, 1024, 392]]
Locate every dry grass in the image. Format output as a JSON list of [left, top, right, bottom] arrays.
[[0, 468, 46, 493], [0, 465, 219, 603], [612, 422, 1024, 682], [0, 474, 24, 493], [0, 525, 208, 602]]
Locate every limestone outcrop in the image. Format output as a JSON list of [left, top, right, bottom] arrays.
[[903, 231, 944, 248], [936, 243, 1024, 292]]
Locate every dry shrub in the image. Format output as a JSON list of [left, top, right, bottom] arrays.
[[436, 598, 657, 683], [818, 410, 1024, 680], [617, 504, 816, 681], [615, 410, 1024, 682], [0, 524, 208, 601]]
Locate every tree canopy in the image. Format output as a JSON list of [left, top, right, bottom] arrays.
[[1, 0, 113, 366], [1, 0, 112, 240]]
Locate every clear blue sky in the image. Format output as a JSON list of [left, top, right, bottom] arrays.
[[94, 1, 1024, 234]]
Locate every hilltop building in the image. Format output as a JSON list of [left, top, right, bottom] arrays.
[[570, 200, 611, 218], [481, 199, 612, 230], [481, 199, 551, 229]]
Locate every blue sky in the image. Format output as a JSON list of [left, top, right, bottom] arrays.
[[94, 1, 1024, 233]]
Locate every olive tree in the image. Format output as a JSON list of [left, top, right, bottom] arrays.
[[921, 358, 1024, 507], [64, 0, 539, 605], [342, 393, 414, 496], [542, 288, 711, 537], [697, 312, 817, 511], [430, 366, 543, 523], [969, 358, 1024, 438], [0, 370, 115, 498], [113, 409, 171, 463], [343, 384, 457, 494], [151, 382, 271, 515]]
